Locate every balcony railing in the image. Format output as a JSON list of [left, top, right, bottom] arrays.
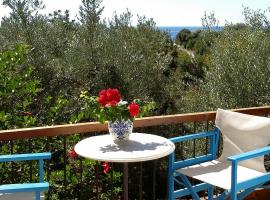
[[0, 106, 270, 199]]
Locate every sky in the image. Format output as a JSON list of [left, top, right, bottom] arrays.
[[0, 0, 270, 26]]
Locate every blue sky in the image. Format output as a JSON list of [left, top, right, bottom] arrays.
[[0, 0, 270, 26]]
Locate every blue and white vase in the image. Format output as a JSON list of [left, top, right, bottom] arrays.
[[108, 120, 133, 141]]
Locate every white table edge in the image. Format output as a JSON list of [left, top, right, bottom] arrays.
[[74, 132, 175, 163]]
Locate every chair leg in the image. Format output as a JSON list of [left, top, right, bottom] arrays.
[[215, 191, 228, 200], [230, 191, 237, 200], [208, 186, 214, 200], [36, 191, 41, 200], [179, 174, 201, 200], [168, 154, 174, 200], [168, 175, 174, 200]]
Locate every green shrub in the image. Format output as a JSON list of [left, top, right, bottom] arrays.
[[0, 44, 39, 129]]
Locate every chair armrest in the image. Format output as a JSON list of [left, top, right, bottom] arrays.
[[170, 130, 217, 143], [169, 129, 220, 169], [227, 146, 270, 162], [228, 146, 270, 196], [0, 152, 51, 162]]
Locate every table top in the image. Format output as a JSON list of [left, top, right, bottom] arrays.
[[74, 133, 175, 162]]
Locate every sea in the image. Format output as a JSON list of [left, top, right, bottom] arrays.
[[158, 26, 222, 40], [158, 26, 203, 39]]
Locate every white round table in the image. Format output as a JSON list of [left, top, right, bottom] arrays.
[[75, 133, 175, 200]]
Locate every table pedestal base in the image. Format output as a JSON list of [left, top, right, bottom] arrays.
[[123, 163, 128, 200]]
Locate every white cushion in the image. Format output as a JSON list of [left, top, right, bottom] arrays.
[[0, 192, 44, 200], [215, 108, 270, 173], [177, 160, 264, 189]]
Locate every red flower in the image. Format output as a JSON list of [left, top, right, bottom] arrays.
[[129, 103, 140, 117], [99, 89, 107, 97], [98, 88, 121, 107], [106, 88, 121, 103], [98, 95, 107, 106], [102, 162, 110, 174], [68, 148, 77, 159]]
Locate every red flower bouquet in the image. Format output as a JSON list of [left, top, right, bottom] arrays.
[[79, 88, 154, 141], [81, 88, 152, 123]]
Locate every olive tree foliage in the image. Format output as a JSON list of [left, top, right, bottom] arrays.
[[65, 3, 181, 114], [204, 8, 270, 109], [201, 11, 219, 32], [64, 0, 109, 91], [0, 0, 184, 115], [0, 0, 79, 99], [0, 0, 45, 45], [243, 6, 270, 30], [105, 13, 174, 106], [175, 28, 191, 47], [79, 0, 104, 25]]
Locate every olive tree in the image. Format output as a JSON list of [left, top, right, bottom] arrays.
[[205, 26, 270, 109]]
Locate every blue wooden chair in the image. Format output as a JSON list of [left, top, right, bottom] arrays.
[[168, 109, 270, 200], [0, 152, 51, 200]]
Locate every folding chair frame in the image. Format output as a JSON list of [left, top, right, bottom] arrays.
[[0, 152, 51, 200], [168, 128, 270, 200]]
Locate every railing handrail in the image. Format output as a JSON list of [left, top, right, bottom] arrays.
[[1, 106, 270, 141]]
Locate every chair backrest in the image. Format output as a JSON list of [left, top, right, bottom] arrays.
[[215, 108, 270, 173]]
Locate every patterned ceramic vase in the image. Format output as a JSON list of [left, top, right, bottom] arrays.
[[108, 120, 133, 141]]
